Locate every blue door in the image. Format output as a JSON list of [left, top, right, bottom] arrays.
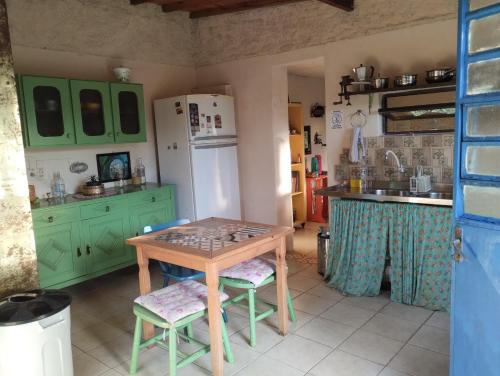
[[452, 1, 500, 375]]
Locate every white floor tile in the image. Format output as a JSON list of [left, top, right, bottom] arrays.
[[343, 293, 391, 312], [266, 334, 332, 372], [306, 284, 344, 302], [256, 285, 302, 305], [426, 311, 450, 331], [409, 325, 450, 355], [339, 330, 405, 365], [296, 317, 356, 348], [73, 346, 110, 376], [114, 346, 170, 376], [287, 275, 322, 292], [292, 293, 335, 315], [261, 308, 315, 333], [235, 355, 305, 376], [72, 321, 130, 352], [380, 303, 433, 325], [388, 344, 449, 376], [321, 301, 375, 328], [100, 369, 123, 376], [309, 350, 383, 376], [195, 311, 249, 336], [230, 322, 285, 353], [293, 266, 326, 281], [86, 333, 135, 368], [362, 313, 421, 342], [378, 367, 411, 376]]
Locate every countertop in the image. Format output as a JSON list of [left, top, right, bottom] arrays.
[[316, 182, 453, 207], [31, 183, 164, 210]]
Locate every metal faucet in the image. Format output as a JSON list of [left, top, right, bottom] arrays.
[[385, 150, 405, 173]]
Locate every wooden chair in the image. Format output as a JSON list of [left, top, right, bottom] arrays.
[[219, 258, 296, 347], [129, 280, 233, 376], [144, 219, 205, 287]]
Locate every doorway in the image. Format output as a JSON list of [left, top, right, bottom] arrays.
[[286, 58, 327, 263]]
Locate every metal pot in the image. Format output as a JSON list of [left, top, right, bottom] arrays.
[[352, 64, 374, 82], [425, 68, 455, 83], [395, 74, 417, 87], [81, 184, 104, 196], [373, 76, 389, 89]]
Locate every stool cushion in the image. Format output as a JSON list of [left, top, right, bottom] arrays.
[[134, 280, 229, 324], [220, 258, 275, 286]]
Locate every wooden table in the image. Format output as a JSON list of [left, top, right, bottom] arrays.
[[127, 217, 294, 376]]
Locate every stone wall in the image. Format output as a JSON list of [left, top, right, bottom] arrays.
[[193, 0, 457, 66], [6, 0, 194, 67], [0, 0, 38, 297]]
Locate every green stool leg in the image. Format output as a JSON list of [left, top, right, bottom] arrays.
[[184, 322, 194, 342], [220, 313, 234, 363], [248, 288, 257, 347], [129, 316, 143, 374], [287, 288, 296, 322], [169, 327, 177, 376]]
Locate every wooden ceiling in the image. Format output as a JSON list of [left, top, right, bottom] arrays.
[[130, 0, 353, 19]]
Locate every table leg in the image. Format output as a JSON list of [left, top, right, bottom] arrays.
[[275, 236, 289, 335], [206, 264, 224, 376], [137, 247, 154, 340]]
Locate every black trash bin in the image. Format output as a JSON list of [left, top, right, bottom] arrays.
[[317, 227, 330, 275]]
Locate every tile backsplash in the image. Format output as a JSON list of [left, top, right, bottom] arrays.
[[335, 134, 454, 184]]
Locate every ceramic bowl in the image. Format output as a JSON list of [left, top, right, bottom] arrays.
[[113, 67, 131, 82]]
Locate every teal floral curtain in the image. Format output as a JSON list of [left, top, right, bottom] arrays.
[[326, 200, 388, 296], [389, 204, 453, 311]]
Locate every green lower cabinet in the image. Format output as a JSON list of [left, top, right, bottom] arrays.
[[34, 222, 85, 288], [83, 212, 131, 274], [130, 205, 170, 237]]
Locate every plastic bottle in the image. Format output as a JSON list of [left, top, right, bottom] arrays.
[[136, 158, 146, 185], [52, 172, 66, 199]]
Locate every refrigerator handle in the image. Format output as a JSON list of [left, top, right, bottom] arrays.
[[194, 143, 237, 150]]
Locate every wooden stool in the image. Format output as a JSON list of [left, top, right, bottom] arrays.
[[219, 258, 296, 347], [130, 280, 234, 376]]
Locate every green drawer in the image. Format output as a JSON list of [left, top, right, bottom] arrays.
[[129, 188, 170, 205], [32, 207, 80, 228], [80, 199, 127, 219]]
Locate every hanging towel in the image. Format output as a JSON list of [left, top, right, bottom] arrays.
[[349, 127, 366, 163]]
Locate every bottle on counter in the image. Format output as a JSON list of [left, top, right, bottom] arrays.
[[52, 172, 66, 199], [135, 158, 146, 185]]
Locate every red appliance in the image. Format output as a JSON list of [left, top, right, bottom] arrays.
[[306, 175, 328, 223]]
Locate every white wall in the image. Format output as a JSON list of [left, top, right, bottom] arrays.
[[14, 46, 196, 196], [288, 74, 327, 173], [196, 19, 457, 227]]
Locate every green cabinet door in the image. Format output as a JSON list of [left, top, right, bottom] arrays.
[[110, 83, 146, 143], [22, 75, 75, 147], [34, 222, 85, 288], [130, 205, 170, 237], [70, 80, 114, 145], [83, 213, 131, 274]]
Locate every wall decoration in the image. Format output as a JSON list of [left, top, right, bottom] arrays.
[[330, 110, 343, 129], [69, 161, 88, 174], [304, 125, 312, 155], [96, 152, 132, 183], [310, 103, 325, 118]]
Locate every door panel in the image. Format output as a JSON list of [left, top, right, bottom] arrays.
[[70, 80, 114, 145], [110, 83, 146, 143], [34, 223, 85, 287], [453, 1, 500, 375], [84, 214, 130, 273], [22, 76, 75, 147], [190, 143, 241, 220]]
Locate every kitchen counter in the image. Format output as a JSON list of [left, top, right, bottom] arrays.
[[31, 183, 164, 210], [316, 182, 453, 207]]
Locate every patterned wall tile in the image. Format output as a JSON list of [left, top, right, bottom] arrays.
[[412, 148, 431, 166], [422, 134, 443, 147], [442, 168, 454, 184], [442, 135, 454, 147], [384, 136, 403, 148], [403, 136, 419, 148]]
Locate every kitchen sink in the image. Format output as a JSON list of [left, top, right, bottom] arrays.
[[416, 192, 453, 199], [365, 189, 452, 200]]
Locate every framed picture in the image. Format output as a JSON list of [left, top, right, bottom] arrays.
[[96, 152, 132, 183], [304, 125, 312, 155]]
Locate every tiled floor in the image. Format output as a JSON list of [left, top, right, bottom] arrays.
[[67, 256, 450, 376]]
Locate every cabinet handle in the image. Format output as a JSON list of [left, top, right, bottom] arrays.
[[86, 245, 91, 255], [107, 132, 112, 137], [77, 247, 82, 257], [136, 232, 139, 237], [48, 216, 54, 223], [105, 205, 110, 212], [152, 196, 156, 203], [66, 133, 72, 139]]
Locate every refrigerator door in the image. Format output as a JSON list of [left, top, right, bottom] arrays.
[[190, 142, 241, 220], [187, 94, 236, 142]]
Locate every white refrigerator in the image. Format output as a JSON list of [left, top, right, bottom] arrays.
[[154, 94, 241, 221]]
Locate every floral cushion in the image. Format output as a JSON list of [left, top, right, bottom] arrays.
[[134, 280, 229, 324], [220, 258, 275, 286]]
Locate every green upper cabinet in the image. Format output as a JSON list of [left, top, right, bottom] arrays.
[[110, 83, 147, 143], [22, 75, 75, 147], [70, 80, 114, 145]]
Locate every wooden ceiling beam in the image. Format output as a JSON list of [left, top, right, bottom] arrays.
[[317, 0, 354, 12], [188, 0, 303, 18], [129, 0, 148, 5]]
